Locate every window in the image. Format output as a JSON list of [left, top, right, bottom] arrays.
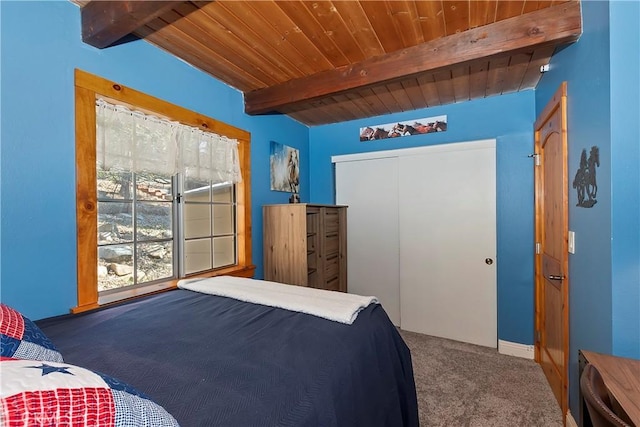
[[74, 70, 254, 313], [97, 170, 176, 293], [182, 180, 236, 275]]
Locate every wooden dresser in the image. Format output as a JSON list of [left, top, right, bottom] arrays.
[[263, 204, 347, 292]]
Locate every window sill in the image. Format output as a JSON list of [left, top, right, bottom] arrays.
[[98, 280, 176, 306], [73, 264, 256, 314]]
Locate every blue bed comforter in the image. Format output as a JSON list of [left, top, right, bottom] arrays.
[[37, 289, 418, 427]]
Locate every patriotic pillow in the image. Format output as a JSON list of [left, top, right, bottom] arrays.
[[0, 358, 180, 426], [0, 303, 63, 363]]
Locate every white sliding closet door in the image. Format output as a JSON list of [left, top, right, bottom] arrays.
[[335, 157, 400, 325], [334, 140, 496, 346], [398, 141, 496, 347]]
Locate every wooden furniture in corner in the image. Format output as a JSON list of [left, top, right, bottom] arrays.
[[579, 349, 640, 426], [263, 204, 347, 292]]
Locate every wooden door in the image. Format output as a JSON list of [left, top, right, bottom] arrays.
[[398, 140, 497, 348], [534, 82, 569, 420]]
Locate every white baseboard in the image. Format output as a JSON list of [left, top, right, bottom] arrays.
[[498, 340, 535, 359], [566, 410, 578, 427]]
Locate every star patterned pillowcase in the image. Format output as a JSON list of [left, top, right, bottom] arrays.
[[0, 357, 180, 426], [0, 303, 64, 363]]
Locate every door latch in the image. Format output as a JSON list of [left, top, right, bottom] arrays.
[[528, 153, 541, 166]]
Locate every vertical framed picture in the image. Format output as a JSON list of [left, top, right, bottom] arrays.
[[270, 141, 300, 194]]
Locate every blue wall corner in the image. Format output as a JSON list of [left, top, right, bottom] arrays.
[[310, 91, 537, 345], [535, 0, 613, 417], [535, 0, 640, 416], [610, 0, 640, 358], [0, 1, 308, 319]]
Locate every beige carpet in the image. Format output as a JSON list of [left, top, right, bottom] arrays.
[[399, 329, 563, 427]]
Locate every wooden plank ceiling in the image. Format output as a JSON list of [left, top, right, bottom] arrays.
[[77, 0, 582, 126]]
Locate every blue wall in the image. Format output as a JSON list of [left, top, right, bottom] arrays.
[[309, 91, 537, 345], [609, 0, 640, 359], [535, 0, 640, 418], [0, 1, 308, 320]]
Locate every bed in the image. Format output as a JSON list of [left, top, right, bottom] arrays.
[[33, 277, 419, 426]]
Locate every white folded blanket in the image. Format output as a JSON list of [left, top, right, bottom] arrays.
[[177, 276, 378, 325]]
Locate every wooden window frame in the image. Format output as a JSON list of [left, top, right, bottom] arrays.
[[74, 69, 254, 314]]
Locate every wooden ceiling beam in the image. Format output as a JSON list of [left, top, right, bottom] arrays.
[[81, 0, 187, 48], [244, 1, 581, 115]]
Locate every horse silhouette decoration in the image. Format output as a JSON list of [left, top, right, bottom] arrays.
[[572, 146, 600, 208]]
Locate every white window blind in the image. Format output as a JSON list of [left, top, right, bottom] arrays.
[[96, 98, 242, 183]]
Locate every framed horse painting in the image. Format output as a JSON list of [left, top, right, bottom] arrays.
[[270, 141, 300, 194]]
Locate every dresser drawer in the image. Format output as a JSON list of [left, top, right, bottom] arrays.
[[325, 235, 339, 257], [325, 255, 339, 279], [325, 276, 340, 292], [324, 210, 340, 234]]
